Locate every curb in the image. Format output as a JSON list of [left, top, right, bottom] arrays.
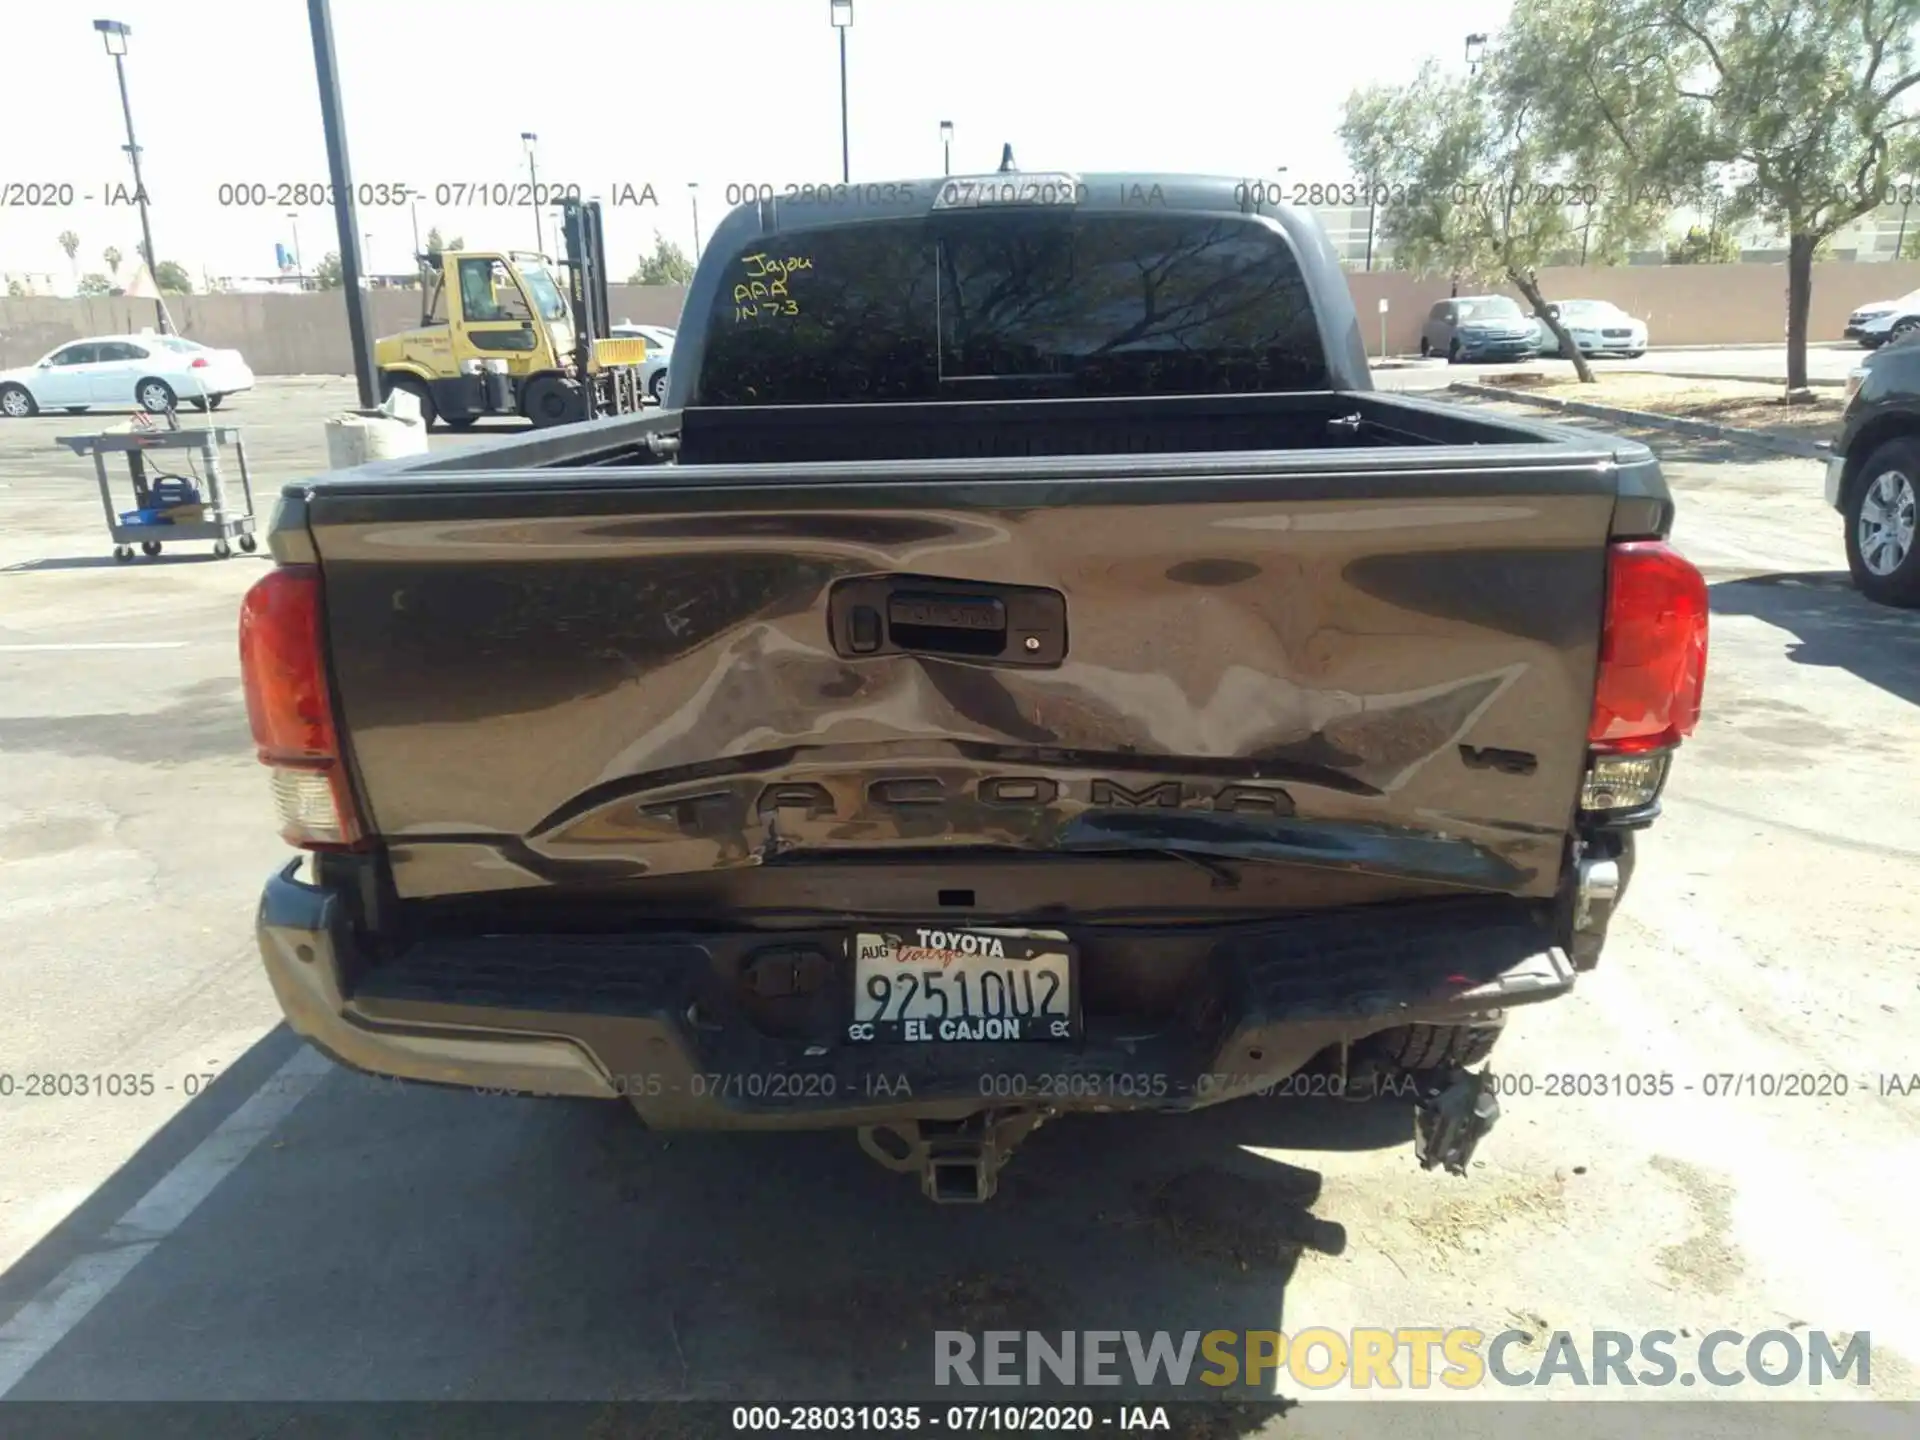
[[1621, 369, 1849, 390], [1446, 382, 1833, 460]]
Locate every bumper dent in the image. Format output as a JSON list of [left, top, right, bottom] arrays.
[[258, 860, 617, 1099], [256, 862, 1575, 1126]]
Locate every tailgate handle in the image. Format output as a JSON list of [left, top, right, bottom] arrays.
[[829, 577, 1066, 666], [887, 592, 1006, 655]]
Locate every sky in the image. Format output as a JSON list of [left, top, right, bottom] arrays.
[[2, 0, 1511, 283]]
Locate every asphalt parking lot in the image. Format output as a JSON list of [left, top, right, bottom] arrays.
[[2, 379, 1919, 1429]]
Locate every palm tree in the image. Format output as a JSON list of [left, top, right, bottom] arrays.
[[58, 230, 80, 277], [103, 245, 123, 278]]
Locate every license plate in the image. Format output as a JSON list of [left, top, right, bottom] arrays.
[[846, 927, 1076, 1043]]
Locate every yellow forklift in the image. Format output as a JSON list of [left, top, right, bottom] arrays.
[[375, 198, 650, 429]]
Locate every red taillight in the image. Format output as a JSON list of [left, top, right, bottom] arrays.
[[190, 356, 209, 368], [1588, 541, 1709, 755], [239, 566, 365, 848]]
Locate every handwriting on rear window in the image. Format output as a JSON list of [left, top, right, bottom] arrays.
[[733, 253, 810, 321]]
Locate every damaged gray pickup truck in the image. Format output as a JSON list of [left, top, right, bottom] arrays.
[[241, 171, 1709, 1202]]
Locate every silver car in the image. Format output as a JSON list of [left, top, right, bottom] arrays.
[[611, 322, 675, 401], [1420, 296, 1540, 363]]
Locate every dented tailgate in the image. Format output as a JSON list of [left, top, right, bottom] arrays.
[[304, 453, 1621, 903]]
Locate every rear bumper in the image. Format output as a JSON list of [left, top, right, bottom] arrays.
[[257, 860, 1577, 1128]]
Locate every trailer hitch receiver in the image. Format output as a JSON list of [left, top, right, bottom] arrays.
[[1414, 1067, 1501, 1175], [858, 1110, 1050, 1203]]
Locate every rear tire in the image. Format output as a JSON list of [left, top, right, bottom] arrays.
[[207, 394, 226, 409], [1844, 436, 1920, 607], [1447, 339, 1462, 365], [1370, 1019, 1504, 1071], [136, 378, 176, 414], [189, 397, 210, 412]]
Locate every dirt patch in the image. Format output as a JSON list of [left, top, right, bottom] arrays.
[[1402, 1169, 1569, 1257], [0, 805, 114, 861], [1648, 1153, 1746, 1295], [1480, 373, 1843, 445]]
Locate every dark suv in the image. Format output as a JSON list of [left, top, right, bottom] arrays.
[[1420, 295, 1541, 363], [1829, 339, 1920, 607]]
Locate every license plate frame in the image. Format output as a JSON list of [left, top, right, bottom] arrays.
[[844, 926, 1079, 1044]]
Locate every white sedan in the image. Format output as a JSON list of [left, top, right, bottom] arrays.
[[1844, 289, 1920, 348], [610, 322, 674, 401], [1533, 300, 1649, 358], [0, 333, 254, 418]]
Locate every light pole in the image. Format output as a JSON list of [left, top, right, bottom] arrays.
[[940, 120, 953, 176], [521, 131, 543, 255], [288, 211, 304, 288], [1898, 174, 1914, 261], [363, 231, 374, 284], [92, 19, 168, 333], [1465, 32, 1488, 74], [1364, 175, 1377, 271], [831, 0, 852, 183], [689, 181, 702, 260], [306, 0, 379, 411]]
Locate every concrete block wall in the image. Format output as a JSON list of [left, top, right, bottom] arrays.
[[3, 264, 1912, 373], [1344, 262, 1920, 356]]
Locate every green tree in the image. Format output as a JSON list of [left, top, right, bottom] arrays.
[[103, 245, 123, 277], [6, 278, 26, 298], [629, 230, 694, 285], [1666, 224, 1741, 263], [152, 260, 193, 294], [314, 251, 344, 290], [77, 272, 114, 296], [1341, 47, 1668, 381], [1904, 223, 1920, 259], [58, 230, 80, 272], [1511, 0, 1920, 393]]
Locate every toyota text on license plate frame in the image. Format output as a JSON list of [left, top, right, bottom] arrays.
[[845, 927, 1078, 1043]]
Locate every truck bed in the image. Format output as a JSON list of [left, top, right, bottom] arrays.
[[352, 388, 1645, 473], [278, 390, 1666, 921]]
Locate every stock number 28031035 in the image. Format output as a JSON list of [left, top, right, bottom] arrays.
[[0, 1073, 157, 1098]]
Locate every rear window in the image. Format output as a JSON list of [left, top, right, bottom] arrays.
[[696, 211, 1327, 404]]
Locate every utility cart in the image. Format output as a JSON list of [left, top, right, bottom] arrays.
[[58, 423, 258, 561]]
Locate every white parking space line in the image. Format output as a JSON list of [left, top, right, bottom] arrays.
[[0, 643, 192, 653], [0, 1046, 333, 1398]]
